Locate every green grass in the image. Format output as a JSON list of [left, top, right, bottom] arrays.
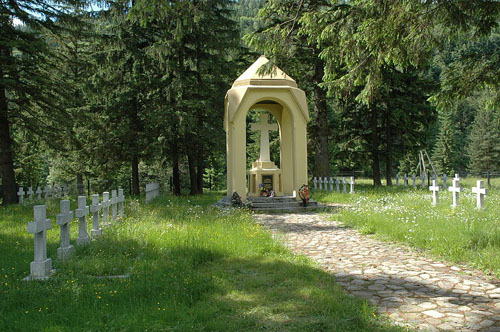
[[0, 193, 407, 332], [315, 177, 500, 278]]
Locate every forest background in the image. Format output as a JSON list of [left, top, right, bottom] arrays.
[[1, 0, 500, 204]]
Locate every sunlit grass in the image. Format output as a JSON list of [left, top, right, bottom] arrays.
[[0, 193, 407, 332], [315, 178, 500, 278]]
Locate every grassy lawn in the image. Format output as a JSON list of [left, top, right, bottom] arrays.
[[315, 177, 500, 279], [0, 193, 407, 332]]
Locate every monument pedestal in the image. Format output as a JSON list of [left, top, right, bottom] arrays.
[[248, 161, 282, 197]]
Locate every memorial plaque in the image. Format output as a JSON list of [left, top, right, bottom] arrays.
[[262, 175, 273, 191]]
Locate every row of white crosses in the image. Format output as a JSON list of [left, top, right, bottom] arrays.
[[428, 174, 489, 209], [312, 176, 355, 194], [17, 184, 70, 204], [24, 189, 125, 280], [395, 173, 452, 189]]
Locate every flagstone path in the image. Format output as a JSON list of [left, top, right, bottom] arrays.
[[253, 212, 500, 332]]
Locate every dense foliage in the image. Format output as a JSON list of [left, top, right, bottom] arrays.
[[1, 0, 499, 203]]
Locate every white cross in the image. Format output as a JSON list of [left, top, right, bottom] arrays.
[[471, 180, 488, 209], [318, 177, 323, 190], [36, 186, 42, 200], [329, 177, 334, 191], [429, 179, 440, 206], [90, 194, 102, 237], [17, 187, 25, 204], [111, 190, 118, 222], [118, 188, 125, 217], [350, 176, 355, 194], [251, 113, 278, 162], [57, 200, 74, 260], [448, 178, 461, 208], [454, 173, 459, 180], [342, 177, 347, 193], [27, 205, 52, 279], [27, 187, 34, 200], [75, 196, 90, 245], [102, 192, 111, 227]]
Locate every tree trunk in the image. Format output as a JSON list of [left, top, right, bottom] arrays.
[[312, 61, 330, 177], [0, 50, 17, 205], [370, 105, 382, 186], [172, 142, 181, 196], [76, 173, 84, 195], [131, 155, 140, 196], [385, 117, 393, 186], [186, 144, 198, 195], [196, 145, 204, 194]]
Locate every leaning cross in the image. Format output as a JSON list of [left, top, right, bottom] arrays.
[[17, 187, 25, 204], [251, 113, 278, 162], [448, 178, 461, 208], [36, 186, 42, 200], [75, 196, 90, 245], [90, 194, 102, 238], [471, 180, 488, 209], [26, 205, 52, 280], [57, 200, 74, 260], [27, 187, 34, 200], [429, 179, 440, 206]]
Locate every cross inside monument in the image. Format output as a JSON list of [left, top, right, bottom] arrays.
[[251, 113, 278, 162]]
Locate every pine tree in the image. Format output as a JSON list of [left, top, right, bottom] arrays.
[[468, 108, 500, 174], [432, 111, 458, 175]]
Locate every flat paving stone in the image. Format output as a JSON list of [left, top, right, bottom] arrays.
[[253, 212, 500, 331]]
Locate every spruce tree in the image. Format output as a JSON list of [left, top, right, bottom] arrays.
[[468, 108, 500, 174], [432, 110, 458, 175]]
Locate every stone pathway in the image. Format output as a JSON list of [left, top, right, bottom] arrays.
[[253, 212, 500, 332]]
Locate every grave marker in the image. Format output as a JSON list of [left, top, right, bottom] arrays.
[[75, 196, 90, 245], [404, 173, 409, 187], [102, 192, 110, 227], [25, 205, 52, 280], [429, 180, 440, 206], [471, 180, 488, 209], [349, 177, 355, 194], [442, 174, 448, 189], [323, 177, 328, 191], [17, 187, 25, 204], [342, 177, 347, 193], [329, 177, 334, 191], [90, 194, 102, 237], [111, 190, 118, 222], [27, 187, 34, 200], [118, 188, 125, 217], [448, 178, 461, 208], [318, 177, 323, 190], [421, 174, 426, 189], [56, 200, 74, 260], [313, 177, 318, 190], [44, 185, 50, 200], [395, 174, 400, 186], [36, 186, 42, 200]]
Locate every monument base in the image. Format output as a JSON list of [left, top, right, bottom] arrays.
[[57, 245, 74, 261], [91, 229, 103, 238], [248, 161, 283, 197], [77, 236, 90, 246], [28, 258, 53, 280]]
